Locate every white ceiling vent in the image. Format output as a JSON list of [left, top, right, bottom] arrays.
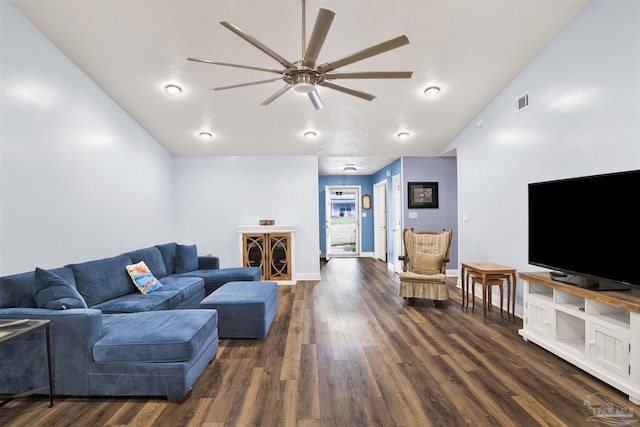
[[516, 93, 530, 113]]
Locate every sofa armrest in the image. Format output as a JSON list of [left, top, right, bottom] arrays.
[[0, 308, 103, 395], [198, 256, 220, 270]]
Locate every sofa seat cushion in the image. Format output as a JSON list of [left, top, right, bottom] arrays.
[[157, 276, 204, 302], [67, 254, 135, 307], [91, 290, 182, 313], [94, 310, 218, 363], [180, 267, 262, 295], [200, 281, 278, 339]]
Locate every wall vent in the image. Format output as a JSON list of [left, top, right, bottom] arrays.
[[516, 93, 530, 113]]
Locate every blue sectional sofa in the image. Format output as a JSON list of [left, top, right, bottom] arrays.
[[0, 242, 262, 401]]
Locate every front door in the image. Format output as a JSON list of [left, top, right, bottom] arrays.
[[325, 185, 361, 258]]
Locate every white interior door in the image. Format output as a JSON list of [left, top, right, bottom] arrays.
[[373, 181, 387, 262], [392, 174, 403, 272]]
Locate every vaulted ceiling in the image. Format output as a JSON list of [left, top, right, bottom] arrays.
[[11, 0, 591, 174]]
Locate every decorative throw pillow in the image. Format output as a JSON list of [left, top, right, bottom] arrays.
[[175, 244, 198, 273], [32, 267, 88, 310], [126, 261, 163, 294], [413, 252, 443, 275]]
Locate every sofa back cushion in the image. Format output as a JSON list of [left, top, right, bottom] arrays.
[[155, 242, 177, 275], [175, 244, 198, 274], [33, 267, 88, 309], [0, 267, 75, 308], [125, 247, 168, 279], [67, 254, 135, 307]]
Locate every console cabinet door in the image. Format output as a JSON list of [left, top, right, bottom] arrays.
[[243, 233, 266, 280], [268, 233, 290, 280], [525, 298, 554, 340], [589, 322, 630, 380]]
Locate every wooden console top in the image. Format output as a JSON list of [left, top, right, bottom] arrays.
[[519, 271, 640, 313]]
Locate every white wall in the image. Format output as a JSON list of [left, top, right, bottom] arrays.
[[0, 1, 174, 274], [448, 1, 640, 308], [172, 156, 321, 279], [0, 2, 321, 279]]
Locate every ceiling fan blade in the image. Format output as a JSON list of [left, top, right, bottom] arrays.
[[302, 8, 335, 68], [261, 85, 292, 106], [213, 77, 282, 91], [324, 71, 413, 80], [318, 81, 376, 101], [188, 58, 283, 75], [308, 90, 324, 110], [317, 35, 410, 73], [220, 21, 295, 69]]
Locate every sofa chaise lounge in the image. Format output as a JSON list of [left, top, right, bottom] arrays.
[[0, 242, 262, 401]]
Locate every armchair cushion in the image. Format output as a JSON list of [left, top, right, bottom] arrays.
[[413, 252, 443, 275]]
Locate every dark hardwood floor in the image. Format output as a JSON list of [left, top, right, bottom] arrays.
[[1, 257, 637, 426]]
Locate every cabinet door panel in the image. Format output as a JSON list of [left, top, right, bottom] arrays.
[[269, 234, 290, 280], [526, 299, 553, 339], [243, 234, 266, 280], [589, 322, 630, 380]]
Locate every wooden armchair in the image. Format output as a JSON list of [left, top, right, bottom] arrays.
[[398, 228, 453, 305]]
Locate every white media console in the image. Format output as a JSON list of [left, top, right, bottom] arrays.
[[519, 272, 640, 404]]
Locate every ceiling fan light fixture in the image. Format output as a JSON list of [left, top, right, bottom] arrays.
[[424, 86, 440, 96], [292, 73, 316, 93], [397, 132, 410, 140], [164, 84, 183, 95]]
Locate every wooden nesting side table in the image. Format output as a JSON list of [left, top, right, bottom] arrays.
[[461, 262, 517, 319]]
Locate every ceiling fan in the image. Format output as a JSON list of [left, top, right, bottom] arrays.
[[187, 0, 412, 110]]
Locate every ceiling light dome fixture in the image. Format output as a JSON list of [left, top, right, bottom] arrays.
[[397, 132, 410, 140], [165, 84, 183, 95], [424, 86, 441, 96], [304, 131, 317, 139], [343, 164, 357, 172], [198, 131, 213, 139]]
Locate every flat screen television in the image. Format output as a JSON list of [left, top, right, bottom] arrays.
[[528, 169, 640, 291]]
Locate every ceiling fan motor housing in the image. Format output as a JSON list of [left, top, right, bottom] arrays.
[[287, 68, 320, 93]]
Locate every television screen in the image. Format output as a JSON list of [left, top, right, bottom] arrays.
[[528, 169, 640, 290]]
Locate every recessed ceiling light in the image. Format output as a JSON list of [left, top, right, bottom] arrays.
[[165, 84, 183, 95], [397, 132, 410, 140], [198, 131, 213, 139], [304, 131, 317, 139], [424, 86, 440, 96]]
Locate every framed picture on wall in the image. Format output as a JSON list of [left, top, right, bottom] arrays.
[[408, 182, 438, 208]]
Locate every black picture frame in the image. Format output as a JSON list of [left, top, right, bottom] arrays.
[[408, 182, 439, 209]]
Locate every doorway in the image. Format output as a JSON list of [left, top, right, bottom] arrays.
[[392, 174, 403, 272], [325, 186, 361, 259], [373, 181, 387, 262]]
